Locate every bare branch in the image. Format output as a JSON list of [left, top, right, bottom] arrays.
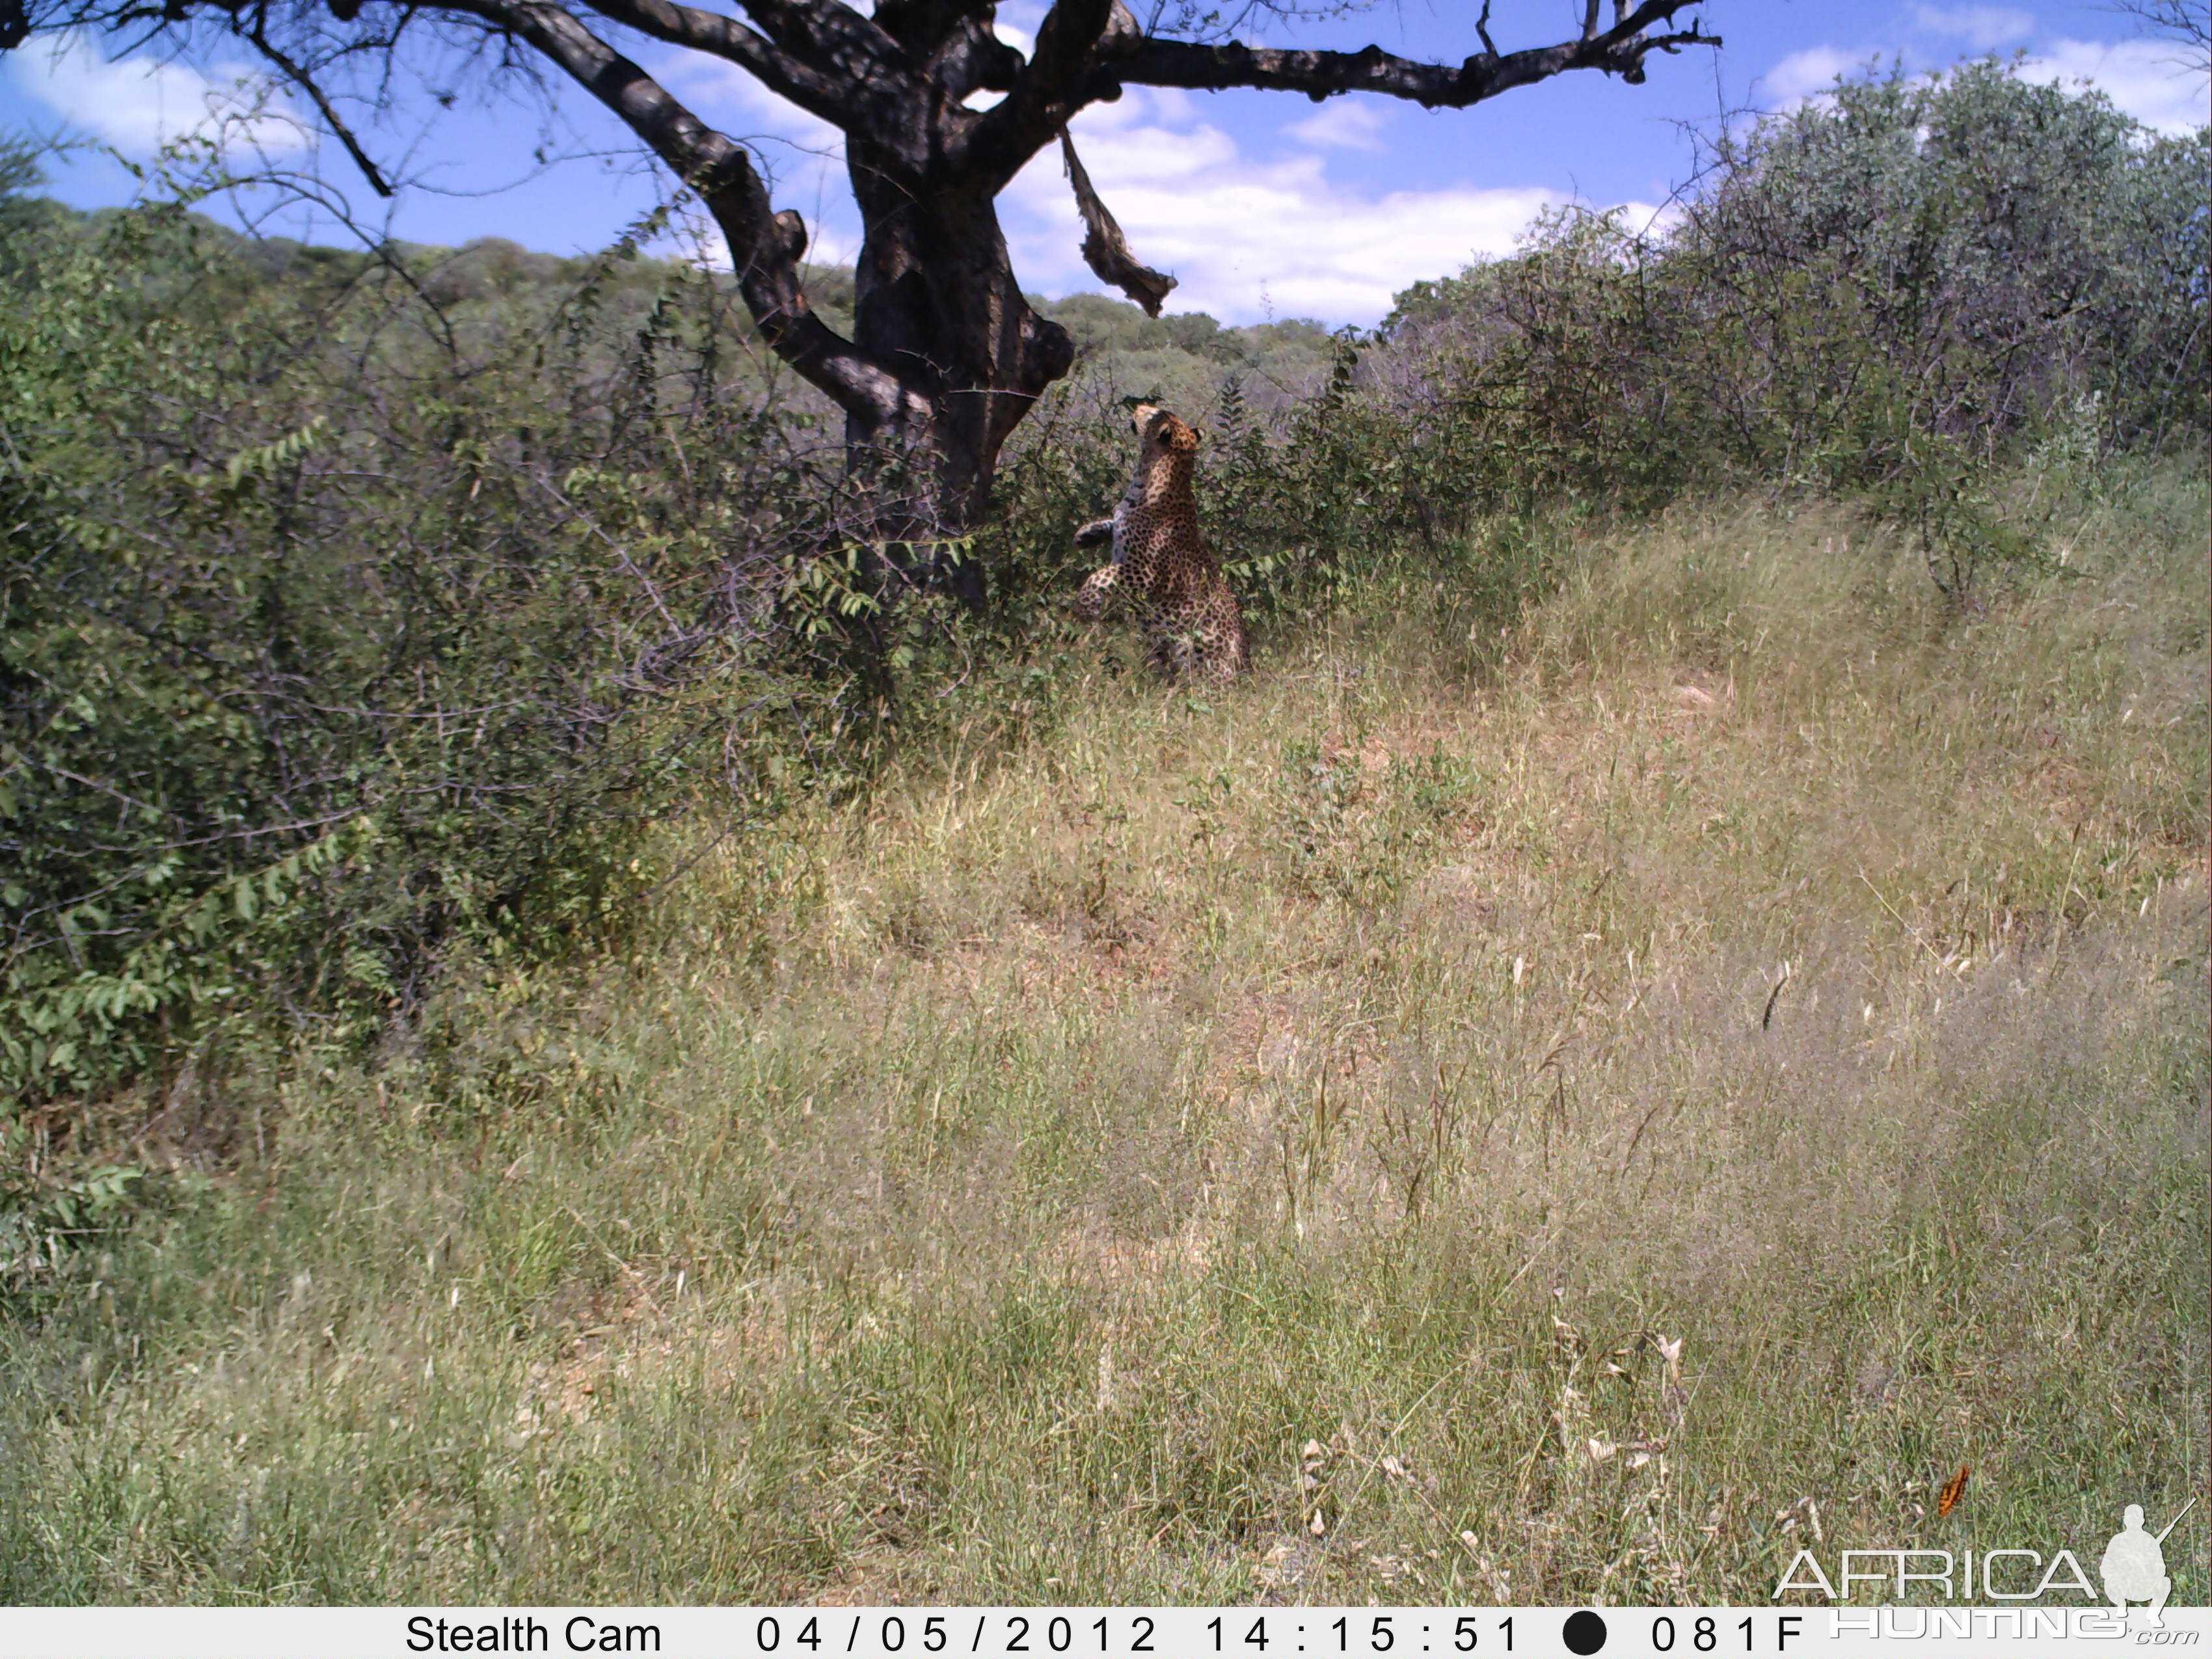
[[961, 0, 1135, 187], [1027, 0, 1115, 93], [912, 7, 1025, 103], [573, 0, 926, 145], [437, 0, 921, 426], [1099, 1, 1718, 104], [241, 18, 394, 196], [570, 0, 838, 113], [731, 0, 906, 77], [2108, 0, 2211, 74]]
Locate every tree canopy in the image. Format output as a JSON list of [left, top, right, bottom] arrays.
[[0, 1, 1719, 530]]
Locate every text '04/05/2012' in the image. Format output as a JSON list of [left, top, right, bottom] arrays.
[[10, 1604, 2210, 1658]]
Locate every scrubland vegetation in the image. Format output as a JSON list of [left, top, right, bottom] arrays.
[[2, 62, 2205, 1604]]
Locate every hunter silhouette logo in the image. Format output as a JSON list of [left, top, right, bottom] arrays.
[[2101, 1499, 2194, 1628]]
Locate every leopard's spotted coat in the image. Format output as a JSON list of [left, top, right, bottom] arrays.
[[1072, 404, 1248, 682]]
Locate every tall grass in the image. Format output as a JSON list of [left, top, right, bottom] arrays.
[[4, 471, 2204, 1604]]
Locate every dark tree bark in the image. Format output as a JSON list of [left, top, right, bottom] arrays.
[[0, 0, 1718, 576]]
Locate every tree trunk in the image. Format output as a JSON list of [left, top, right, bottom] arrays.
[[846, 137, 1075, 604]]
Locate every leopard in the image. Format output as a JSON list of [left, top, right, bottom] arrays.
[[1070, 403, 1249, 683]]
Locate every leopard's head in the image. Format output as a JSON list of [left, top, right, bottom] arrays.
[[1131, 403, 1200, 461]]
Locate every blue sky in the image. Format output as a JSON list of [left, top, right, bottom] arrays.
[[2, 2, 2204, 324]]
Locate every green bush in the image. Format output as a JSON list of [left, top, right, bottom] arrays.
[[0, 169, 865, 1111], [1003, 64, 2206, 640], [1377, 61, 2208, 598]]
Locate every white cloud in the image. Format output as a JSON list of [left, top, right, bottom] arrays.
[[1284, 99, 1391, 152], [2017, 36, 2211, 133], [1757, 46, 1876, 107], [1762, 21, 2207, 131], [3, 32, 309, 154], [1911, 5, 2037, 49], [1000, 89, 1598, 325], [650, 66, 1658, 327]]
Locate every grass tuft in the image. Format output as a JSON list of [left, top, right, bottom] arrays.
[[5, 475, 2204, 1604]]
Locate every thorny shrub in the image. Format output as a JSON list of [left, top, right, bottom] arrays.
[[0, 154, 962, 1132]]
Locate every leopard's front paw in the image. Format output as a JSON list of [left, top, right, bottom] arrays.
[[1073, 565, 1118, 623]]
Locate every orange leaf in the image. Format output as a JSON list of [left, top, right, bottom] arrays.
[[1938, 1465, 1970, 1518]]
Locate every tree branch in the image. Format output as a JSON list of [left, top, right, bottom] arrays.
[[1026, 0, 1114, 95], [1100, 2, 1718, 105], [729, 0, 915, 100], [242, 16, 394, 196], [960, 0, 1129, 187], [571, 0, 945, 175], [2111, 0, 2211, 74], [565, 0, 861, 128], [438, 0, 919, 425], [905, 4, 1024, 104]]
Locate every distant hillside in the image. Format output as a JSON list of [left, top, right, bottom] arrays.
[[1033, 291, 1342, 415], [11, 191, 1338, 419]]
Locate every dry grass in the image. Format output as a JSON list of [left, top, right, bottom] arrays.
[[5, 480, 2204, 1605]]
